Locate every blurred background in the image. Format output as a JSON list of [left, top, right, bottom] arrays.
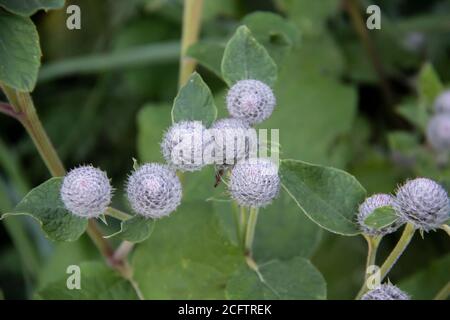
[[0, 0, 449, 299]]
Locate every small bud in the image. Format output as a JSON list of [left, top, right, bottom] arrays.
[[434, 90, 450, 114], [61, 165, 112, 218], [229, 158, 280, 207], [426, 114, 450, 152], [361, 284, 410, 300], [394, 178, 450, 231], [126, 163, 182, 219], [210, 117, 257, 169], [357, 194, 402, 236], [226, 79, 276, 125], [161, 121, 212, 172]]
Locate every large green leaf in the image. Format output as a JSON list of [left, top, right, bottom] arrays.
[[418, 63, 443, 109], [132, 201, 242, 299], [226, 256, 326, 299], [171, 72, 217, 126], [242, 12, 299, 65], [37, 235, 100, 289], [0, 178, 87, 242], [221, 25, 277, 87], [399, 253, 450, 300], [254, 191, 322, 262], [280, 159, 365, 235], [0, 0, 64, 16], [105, 215, 155, 243], [37, 262, 139, 300], [0, 11, 41, 92], [137, 104, 172, 163], [264, 36, 356, 166], [280, 0, 338, 36], [263, 0, 356, 168], [396, 100, 429, 132], [187, 41, 225, 78]]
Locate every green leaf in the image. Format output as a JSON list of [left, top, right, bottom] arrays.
[[280, 0, 338, 37], [171, 72, 217, 126], [264, 36, 356, 166], [396, 100, 429, 132], [388, 131, 420, 155], [0, 0, 64, 16], [221, 25, 277, 87], [137, 104, 172, 163], [0, 11, 41, 92], [399, 253, 450, 300], [242, 12, 299, 65], [37, 235, 100, 289], [187, 41, 225, 78], [37, 262, 139, 300], [132, 200, 242, 299], [254, 191, 323, 262], [280, 159, 365, 235], [418, 63, 443, 109], [226, 256, 326, 299], [363, 206, 399, 230], [105, 215, 155, 243], [0, 178, 87, 242]]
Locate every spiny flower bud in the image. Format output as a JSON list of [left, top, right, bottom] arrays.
[[226, 79, 276, 125], [357, 194, 402, 236], [60, 165, 112, 218], [126, 163, 182, 219], [161, 121, 212, 172], [426, 114, 450, 151], [394, 178, 450, 231], [361, 284, 410, 300], [434, 90, 450, 114], [210, 117, 257, 168], [229, 158, 280, 207]]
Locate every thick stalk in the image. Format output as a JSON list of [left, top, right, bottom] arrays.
[[355, 235, 382, 299], [244, 207, 259, 257], [358, 223, 416, 297], [178, 0, 204, 87], [239, 206, 248, 247], [433, 281, 450, 300], [345, 0, 393, 105], [379, 223, 415, 280], [14, 91, 66, 177], [441, 224, 450, 237], [231, 201, 242, 243], [0, 85, 131, 273]]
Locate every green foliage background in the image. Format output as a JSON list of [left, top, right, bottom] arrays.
[[0, 0, 449, 299]]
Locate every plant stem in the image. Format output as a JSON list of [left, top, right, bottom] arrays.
[[433, 281, 450, 300], [441, 224, 450, 237], [0, 84, 21, 112], [244, 207, 259, 257], [355, 234, 382, 299], [178, 0, 204, 88], [0, 102, 23, 120], [239, 205, 248, 247], [0, 84, 133, 272], [113, 241, 135, 263], [106, 207, 132, 221], [231, 201, 241, 243], [86, 220, 115, 261], [344, 0, 394, 105], [379, 223, 415, 281], [14, 91, 66, 177]]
